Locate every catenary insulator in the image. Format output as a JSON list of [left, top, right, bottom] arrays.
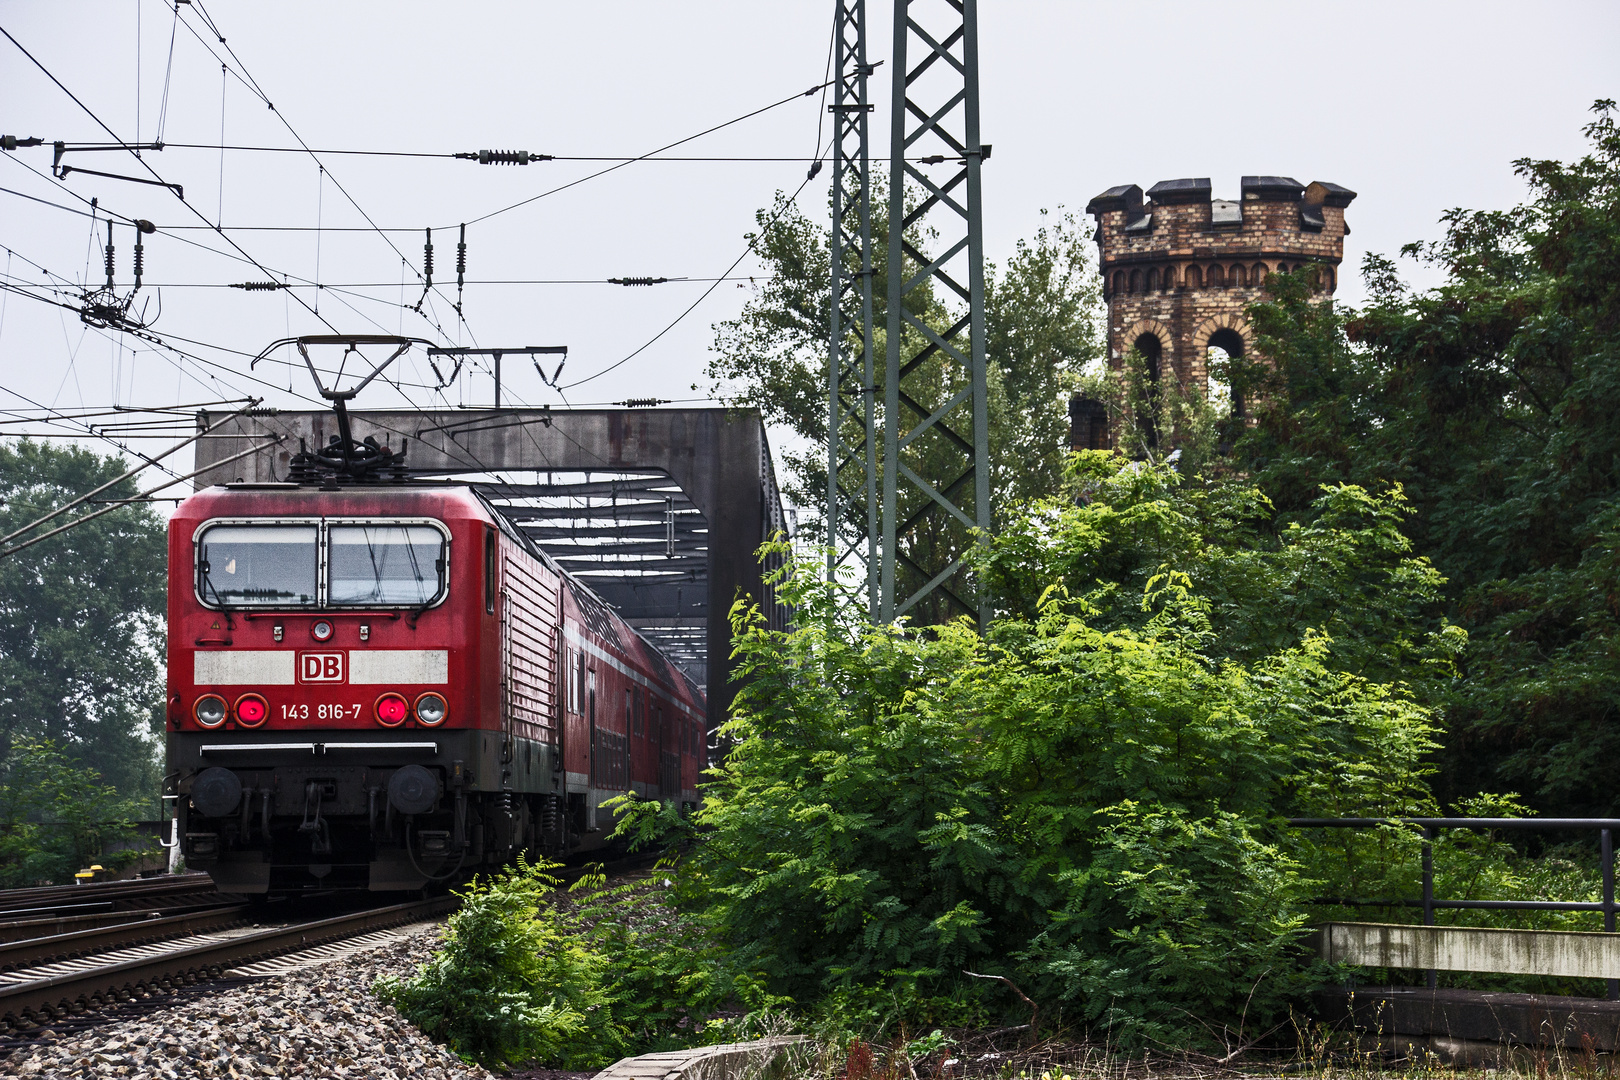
[[473, 149, 542, 165]]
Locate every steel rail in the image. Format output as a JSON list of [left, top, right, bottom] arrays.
[[0, 875, 217, 915], [0, 902, 245, 945], [0, 897, 454, 1028], [0, 906, 251, 974]]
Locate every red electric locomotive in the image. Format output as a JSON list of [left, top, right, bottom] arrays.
[[164, 476, 706, 893]]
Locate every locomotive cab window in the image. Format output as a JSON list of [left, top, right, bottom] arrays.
[[196, 518, 448, 609], [197, 524, 318, 607], [327, 524, 446, 606]]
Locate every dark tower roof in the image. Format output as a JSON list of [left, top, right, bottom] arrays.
[[1146, 177, 1212, 205], [1241, 176, 1306, 201], [1305, 180, 1358, 207], [1085, 184, 1143, 215]]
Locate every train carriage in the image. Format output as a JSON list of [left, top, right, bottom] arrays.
[[165, 479, 705, 894]]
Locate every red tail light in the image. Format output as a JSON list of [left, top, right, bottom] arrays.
[[235, 693, 268, 728], [375, 692, 409, 727]]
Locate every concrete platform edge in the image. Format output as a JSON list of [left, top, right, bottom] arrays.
[[595, 1036, 807, 1080]]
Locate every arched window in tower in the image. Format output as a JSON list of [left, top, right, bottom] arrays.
[[1252, 262, 1267, 285], [1185, 265, 1202, 289], [1145, 267, 1159, 293], [1324, 265, 1335, 291], [1231, 264, 1247, 287], [1207, 264, 1223, 288], [1113, 270, 1125, 296], [1133, 332, 1164, 451], [1161, 265, 1176, 291], [1207, 327, 1247, 419], [1129, 269, 1142, 294]]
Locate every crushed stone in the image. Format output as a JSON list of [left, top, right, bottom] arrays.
[[1, 920, 498, 1080]]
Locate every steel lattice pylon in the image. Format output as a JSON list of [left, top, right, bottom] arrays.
[[826, 0, 879, 615], [880, 0, 990, 627]]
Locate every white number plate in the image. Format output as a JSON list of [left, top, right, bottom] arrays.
[[280, 703, 363, 720]]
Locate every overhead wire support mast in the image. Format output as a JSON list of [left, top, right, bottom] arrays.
[[827, 0, 880, 617], [881, 0, 992, 629]]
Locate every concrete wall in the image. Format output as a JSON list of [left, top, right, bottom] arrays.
[[1317, 921, 1620, 979]]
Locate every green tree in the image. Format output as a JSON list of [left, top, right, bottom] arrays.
[[0, 439, 166, 803], [706, 189, 1102, 620], [1228, 101, 1620, 814], [0, 737, 153, 886]]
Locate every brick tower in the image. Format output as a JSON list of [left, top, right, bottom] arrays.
[[1080, 176, 1355, 442]]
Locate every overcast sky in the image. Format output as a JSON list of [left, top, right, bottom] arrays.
[[2, 1, 1616, 497]]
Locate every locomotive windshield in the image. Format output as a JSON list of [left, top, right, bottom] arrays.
[[327, 524, 445, 606], [196, 519, 447, 609], [198, 524, 319, 607]]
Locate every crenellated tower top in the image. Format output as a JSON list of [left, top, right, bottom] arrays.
[[1081, 175, 1355, 442]]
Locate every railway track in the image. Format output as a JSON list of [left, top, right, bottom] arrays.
[[0, 853, 654, 1048], [0, 896, 455, 1037], [0, 873, 224, 926]]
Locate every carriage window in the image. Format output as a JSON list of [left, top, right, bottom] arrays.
[[577, 653, 587, 714], [327, 524, 446, 606], [565, 649, 575, 713], [484, 528, 497, 615], [198, 524, 319, 607]]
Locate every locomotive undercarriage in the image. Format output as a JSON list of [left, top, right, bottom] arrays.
[[168, 729, 589, 893]]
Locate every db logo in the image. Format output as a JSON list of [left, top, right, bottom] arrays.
[[299, 652, 345, 683]]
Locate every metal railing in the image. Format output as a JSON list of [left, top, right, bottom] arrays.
[[1288, 817, 1620, 999]]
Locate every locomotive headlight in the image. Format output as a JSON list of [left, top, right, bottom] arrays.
[[375, 692, 409, 727], [413, 692, 447, 726], [311, 619, 335, 643], [194, 694, 227, 728], [235, 693, 268, 728]]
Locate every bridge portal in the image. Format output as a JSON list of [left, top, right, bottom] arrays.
[[190, 407, 791, 735]]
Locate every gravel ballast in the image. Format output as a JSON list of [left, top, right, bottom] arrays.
[[2, 920, 497, 1079]]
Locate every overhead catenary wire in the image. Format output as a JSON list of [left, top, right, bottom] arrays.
[[2, 21, 471, 356], [33, 142, 938, 165], [170, 2, 476, 347], [452, 76, 843, 230], [3, 10, 839, 427], [1, 228, 486, 478], [0, 402, 259, 548], [0, 24, 347, 341], [2, 145, 471, 358], [0, 437, 275, 560], [119, 277, 769, 288], [559, 144, 831, 391]]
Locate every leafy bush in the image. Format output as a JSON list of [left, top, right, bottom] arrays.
[[376, 857, 611, 1069], [672, 462, 1455, 1049], [0, 737, 154, 886], [379, 854, 781, 1069]]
